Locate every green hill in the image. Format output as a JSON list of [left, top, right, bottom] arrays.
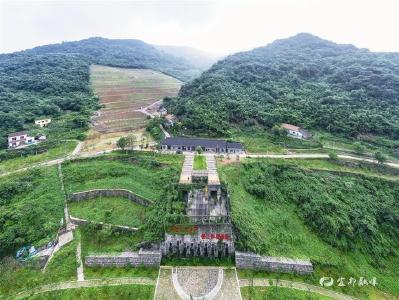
[[24, 37, 199, 81], [165, 33, 399, 138], [0, 37, 199, 148]]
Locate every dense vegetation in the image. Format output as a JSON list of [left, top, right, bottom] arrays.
[[166, 33, 399, 138], [0, 233, 77, 298], [26, 37, 199, 81], [240, 162, 399, 258], [0, 167, 64, 257], [0, 53, 98, 148], [220, 161, 399, 297]]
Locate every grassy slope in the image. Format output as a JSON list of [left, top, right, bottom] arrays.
[[25, 285, 155, 300], [0, 166, 65, 256], [193, 155, 207, 170], [62, 152, 183, 201], [220, 162, 399, 299], [0, 238, 77, 298], [0, 141, 77, 174], [68, 196, 146, 227], [241, 286, 334, 300]]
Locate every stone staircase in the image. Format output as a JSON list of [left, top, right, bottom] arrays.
[[179, 153, 194, 184], [206, 155, 220, 185]]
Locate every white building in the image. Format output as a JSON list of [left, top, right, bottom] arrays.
[[35, 118, 51, 127], [8, 131, 35, 148], [282, 123, 312, 139]]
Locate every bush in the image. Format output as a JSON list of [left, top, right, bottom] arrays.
[[328, 151, 338, 160], [375, 151, 387, 164], [353, 142, 366, 155]]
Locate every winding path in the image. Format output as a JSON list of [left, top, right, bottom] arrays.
[[239, 278, 359, 300], [14, 277, 155, 299], [245, 153, 399, 169]]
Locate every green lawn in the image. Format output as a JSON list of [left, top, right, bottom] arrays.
[[25, 284, 155, 300], [69, 197, 146, 227], [220, 162, 399, 299], [193, 155, 207, 170], [62, 152, 183, 201], [0, 166, 65, 256], [241, 286, 333, 300], [0, 238, 77, 298], [0, 141, 77, 175]]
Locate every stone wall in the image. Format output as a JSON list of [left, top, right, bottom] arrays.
[[85, 249, 161, 267], [235, 251, 313, 275], [68, 189, 151, 206], [162, 224, 235, 258], [69, 216, 138, 232]]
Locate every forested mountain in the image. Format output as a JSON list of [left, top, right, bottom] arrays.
[[22, 37, 199, 81], [0, 53, 97, 148], [0, 37, 200, 148], [165, 33, 399, 138]]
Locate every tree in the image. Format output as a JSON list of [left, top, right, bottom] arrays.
[[374, 151, 386, 164], [195, 146, 203, 154], [117, 137, 128, 152], [271, 124, 286, 137], [353, 142, 366, 155], [126, 134, 137, 150]]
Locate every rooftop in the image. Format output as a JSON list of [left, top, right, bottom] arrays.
[[8, 131, 27, 138], [161, 137, 243, 149], [282, 123, 301, 132]]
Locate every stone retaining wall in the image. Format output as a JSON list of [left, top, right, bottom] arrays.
[[68, 189, 151, 206], [235, 251, 313, 274], [69, 216, 138, 232], [85, 249, 161, 267]]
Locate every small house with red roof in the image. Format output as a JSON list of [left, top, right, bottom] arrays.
[[282, 123, 312, 139]]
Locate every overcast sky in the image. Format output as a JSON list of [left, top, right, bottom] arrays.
[[1, 0, 398, 55]]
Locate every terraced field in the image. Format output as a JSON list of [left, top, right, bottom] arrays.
[[84, 65, 181, 153]]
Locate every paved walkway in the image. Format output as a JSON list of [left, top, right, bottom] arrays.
[[15, 277, 155, 299], [180, 153, 194, 184], [155, 267, 241, 300], [70, 141, 84, 156], [206, 154, 220, 185], [239, 278, 359, 300], [76, 242, 84, 281]]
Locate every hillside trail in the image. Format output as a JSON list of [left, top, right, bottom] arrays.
[[13, 277, 155, 299], [1, 146, 399, 179], [246, 153, 399, 169], [239, 278, 359, 300]]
